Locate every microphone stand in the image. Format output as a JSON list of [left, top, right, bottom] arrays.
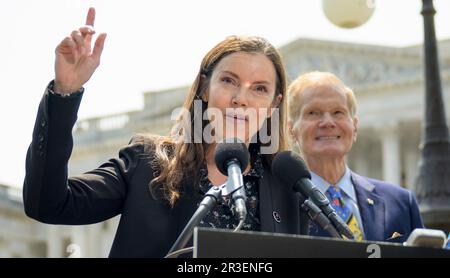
[[166, 186, 222, 258], [297, 193, 342, 239], [165, 175, 248, 258], [301, 199, 342, 239]]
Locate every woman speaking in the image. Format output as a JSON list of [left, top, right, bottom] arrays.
[[23, 8, 307, 257]]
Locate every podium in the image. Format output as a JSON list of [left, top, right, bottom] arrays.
[[193, 227, 450, 258]]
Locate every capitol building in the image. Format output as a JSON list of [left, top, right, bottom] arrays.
[[1, 38, 449, 257]]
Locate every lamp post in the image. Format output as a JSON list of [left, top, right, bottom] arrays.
[[323, 0, 450, 231], [415, 0, 450, 232]]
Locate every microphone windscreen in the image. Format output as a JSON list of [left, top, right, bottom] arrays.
[[214, 138, 250, 176], [271, 151, 311, 190]]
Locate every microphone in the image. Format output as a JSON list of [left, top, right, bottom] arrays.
[[272, 151, 354, 240], [214, 138, 249, 222], [165, 138, 249, 258]]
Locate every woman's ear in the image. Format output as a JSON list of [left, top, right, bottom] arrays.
[[200, 74, 209, 102], [202, 91, 209, 102], [268, 94, 283, 118], [272, 94, 282, 108]]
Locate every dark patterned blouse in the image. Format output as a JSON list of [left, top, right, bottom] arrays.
[[198, 146, 263, 231]]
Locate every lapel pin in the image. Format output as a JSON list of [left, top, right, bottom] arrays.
[[272, 211, 281, 223], [367, 198, 374, 205]]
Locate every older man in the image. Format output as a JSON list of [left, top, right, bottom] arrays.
[[287, 71, 424, 242]]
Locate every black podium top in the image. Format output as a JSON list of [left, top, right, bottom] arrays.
[[193, 227, 450, 258]]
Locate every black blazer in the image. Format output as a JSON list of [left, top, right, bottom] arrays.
[[23, 82, 309, 257]]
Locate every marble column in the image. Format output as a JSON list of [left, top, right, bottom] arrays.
[[46, 225, 63, 258], [68, 226, 86, 258], [405, 147, 419, 189], [379, 122, 402, 185]]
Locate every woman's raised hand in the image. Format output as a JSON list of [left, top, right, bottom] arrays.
[[54, 7, 107, 94]]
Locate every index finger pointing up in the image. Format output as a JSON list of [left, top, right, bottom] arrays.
[[86, 7, 96, 27]]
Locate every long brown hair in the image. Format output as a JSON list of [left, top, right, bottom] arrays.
[[148, 36, 288, 206]]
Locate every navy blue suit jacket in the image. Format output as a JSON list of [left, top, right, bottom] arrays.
[[310, 171, 424, 243]]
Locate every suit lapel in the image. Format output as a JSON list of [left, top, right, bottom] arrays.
[[176, 181, 201, 238], [259, 166, 305, 235], [351, 172, 386, 241], [259, 167, 276, 233], [175, 165, 303, 236]]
